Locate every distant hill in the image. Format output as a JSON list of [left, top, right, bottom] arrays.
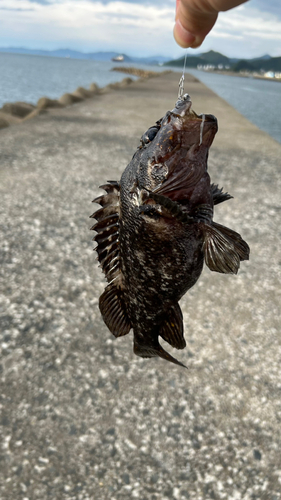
[[166, 55, 205, 68], [1, 47, 279, 72], [231, 56, 281, 72], [250, 56, 281, 72], [165, 50, 231, 67], [200, 50, 230, 65], [232, 60, 255, 72], [251, 54, 272, 61], [0, 47, 170, 65], [165, 50, 280, 73]]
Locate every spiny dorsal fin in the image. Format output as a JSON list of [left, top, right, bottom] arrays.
[[90, 180, 121, 283], [159, 303, 186, 349], [211, 183, 233, 205], [99, 283, 131, 338], [203, 221, 250, 274]]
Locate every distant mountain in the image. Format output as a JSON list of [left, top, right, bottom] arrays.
[[250, 54, 272, 61], [250, 56, 281, 72], [232, 56, 281, 72], [231, 60, 255, 72], [1, 47, 279, 71], [165, 50, 280, 73], [165, 50, 231, 67], [0, 47, 89, 59], [0, 47, 170, 65], [165, 55, 207, 68], [133, 55, 171, 64], [200, 50, 230, 65]]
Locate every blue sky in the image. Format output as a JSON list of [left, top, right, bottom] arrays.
[[0, 0, 281, 59]]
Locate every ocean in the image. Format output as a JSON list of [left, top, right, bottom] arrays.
[[0, 52, 162, 108], [185, 68, 281, 145], [0, 52, 280, 144]]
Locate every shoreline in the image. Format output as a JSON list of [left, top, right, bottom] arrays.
[[196, 69, 281, 83], [0, 68, 171, 130]]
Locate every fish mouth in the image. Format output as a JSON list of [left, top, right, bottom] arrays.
[[171, 95, 218, 148], [147, 98, 218, 203]]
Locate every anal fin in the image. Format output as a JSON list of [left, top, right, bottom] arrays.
[[203, 221, 250, 274], [99, 283, 131, 338], [159, 303, 186, 349]]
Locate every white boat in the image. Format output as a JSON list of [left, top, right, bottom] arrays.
[[111, 55, 124, 62]]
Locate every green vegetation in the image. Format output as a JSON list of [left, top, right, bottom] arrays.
[[164, 50, 281, 74]]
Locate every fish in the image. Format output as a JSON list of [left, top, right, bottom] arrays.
[[90, 93, 250, 368]]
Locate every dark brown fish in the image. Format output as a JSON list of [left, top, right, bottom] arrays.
[[91, 94, 250, 368]]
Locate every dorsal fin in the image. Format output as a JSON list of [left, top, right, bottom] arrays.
[[90, 181, 121, 283], [159, 303, 186, 349], [211, 183, 233, 205], [203, 221, 250, 274], [99, 283, 131, 338]]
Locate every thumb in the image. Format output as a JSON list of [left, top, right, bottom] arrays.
[[174, 0, 248, 48], [174, 0, 218, 48]]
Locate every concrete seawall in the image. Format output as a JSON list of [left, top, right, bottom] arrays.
[[1, 72, 281, 499]]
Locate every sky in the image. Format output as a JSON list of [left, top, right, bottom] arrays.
[[0, 0, 281, 59]]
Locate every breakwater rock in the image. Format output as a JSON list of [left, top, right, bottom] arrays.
[[112, 67, 172, 78], [0, 70, 167, 130]]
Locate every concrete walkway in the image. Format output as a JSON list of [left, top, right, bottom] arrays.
[[0, 72, 281, 500]]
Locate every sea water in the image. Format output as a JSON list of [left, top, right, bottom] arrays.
[[0, 52, 161, 108], [0, 52, 280, 144], [185, 68, 281, 145]]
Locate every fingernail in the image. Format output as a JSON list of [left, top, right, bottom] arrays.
[[173, 19, 196, 48]]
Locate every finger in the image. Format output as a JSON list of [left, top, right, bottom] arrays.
[[174, 5, 218, 48], [174, 0, 247, 48], [175, 0, 180, 20]]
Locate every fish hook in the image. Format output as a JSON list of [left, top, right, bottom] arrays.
[[178, 50, 188, 100]]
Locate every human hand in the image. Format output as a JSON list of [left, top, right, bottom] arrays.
[[174, 0, 249, 48]]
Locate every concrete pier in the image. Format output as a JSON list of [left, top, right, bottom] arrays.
[[1, 72, 281, 499]]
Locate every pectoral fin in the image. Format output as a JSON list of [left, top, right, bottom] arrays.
[[159, 303, 186, 349], [99, 283, 131, 338], [203, 221, 250, 274]]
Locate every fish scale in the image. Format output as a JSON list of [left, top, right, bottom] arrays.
[[91, 94, 250, 368]]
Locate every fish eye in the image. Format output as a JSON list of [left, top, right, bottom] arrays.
[[140, 126, 159, 147]]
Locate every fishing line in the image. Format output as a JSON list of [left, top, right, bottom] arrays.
[[178, 49, 188, 99], [199, 114, 205, 145]]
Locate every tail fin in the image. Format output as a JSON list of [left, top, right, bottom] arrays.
[[134, 336, 187, 369]]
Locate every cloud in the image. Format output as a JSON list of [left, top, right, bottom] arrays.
[[0, 0, 175, 55], [213, 5, 281, 40], [251, 0, 281, 18], [0, 0, 174, 30], [0, 0, 280, 58]]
